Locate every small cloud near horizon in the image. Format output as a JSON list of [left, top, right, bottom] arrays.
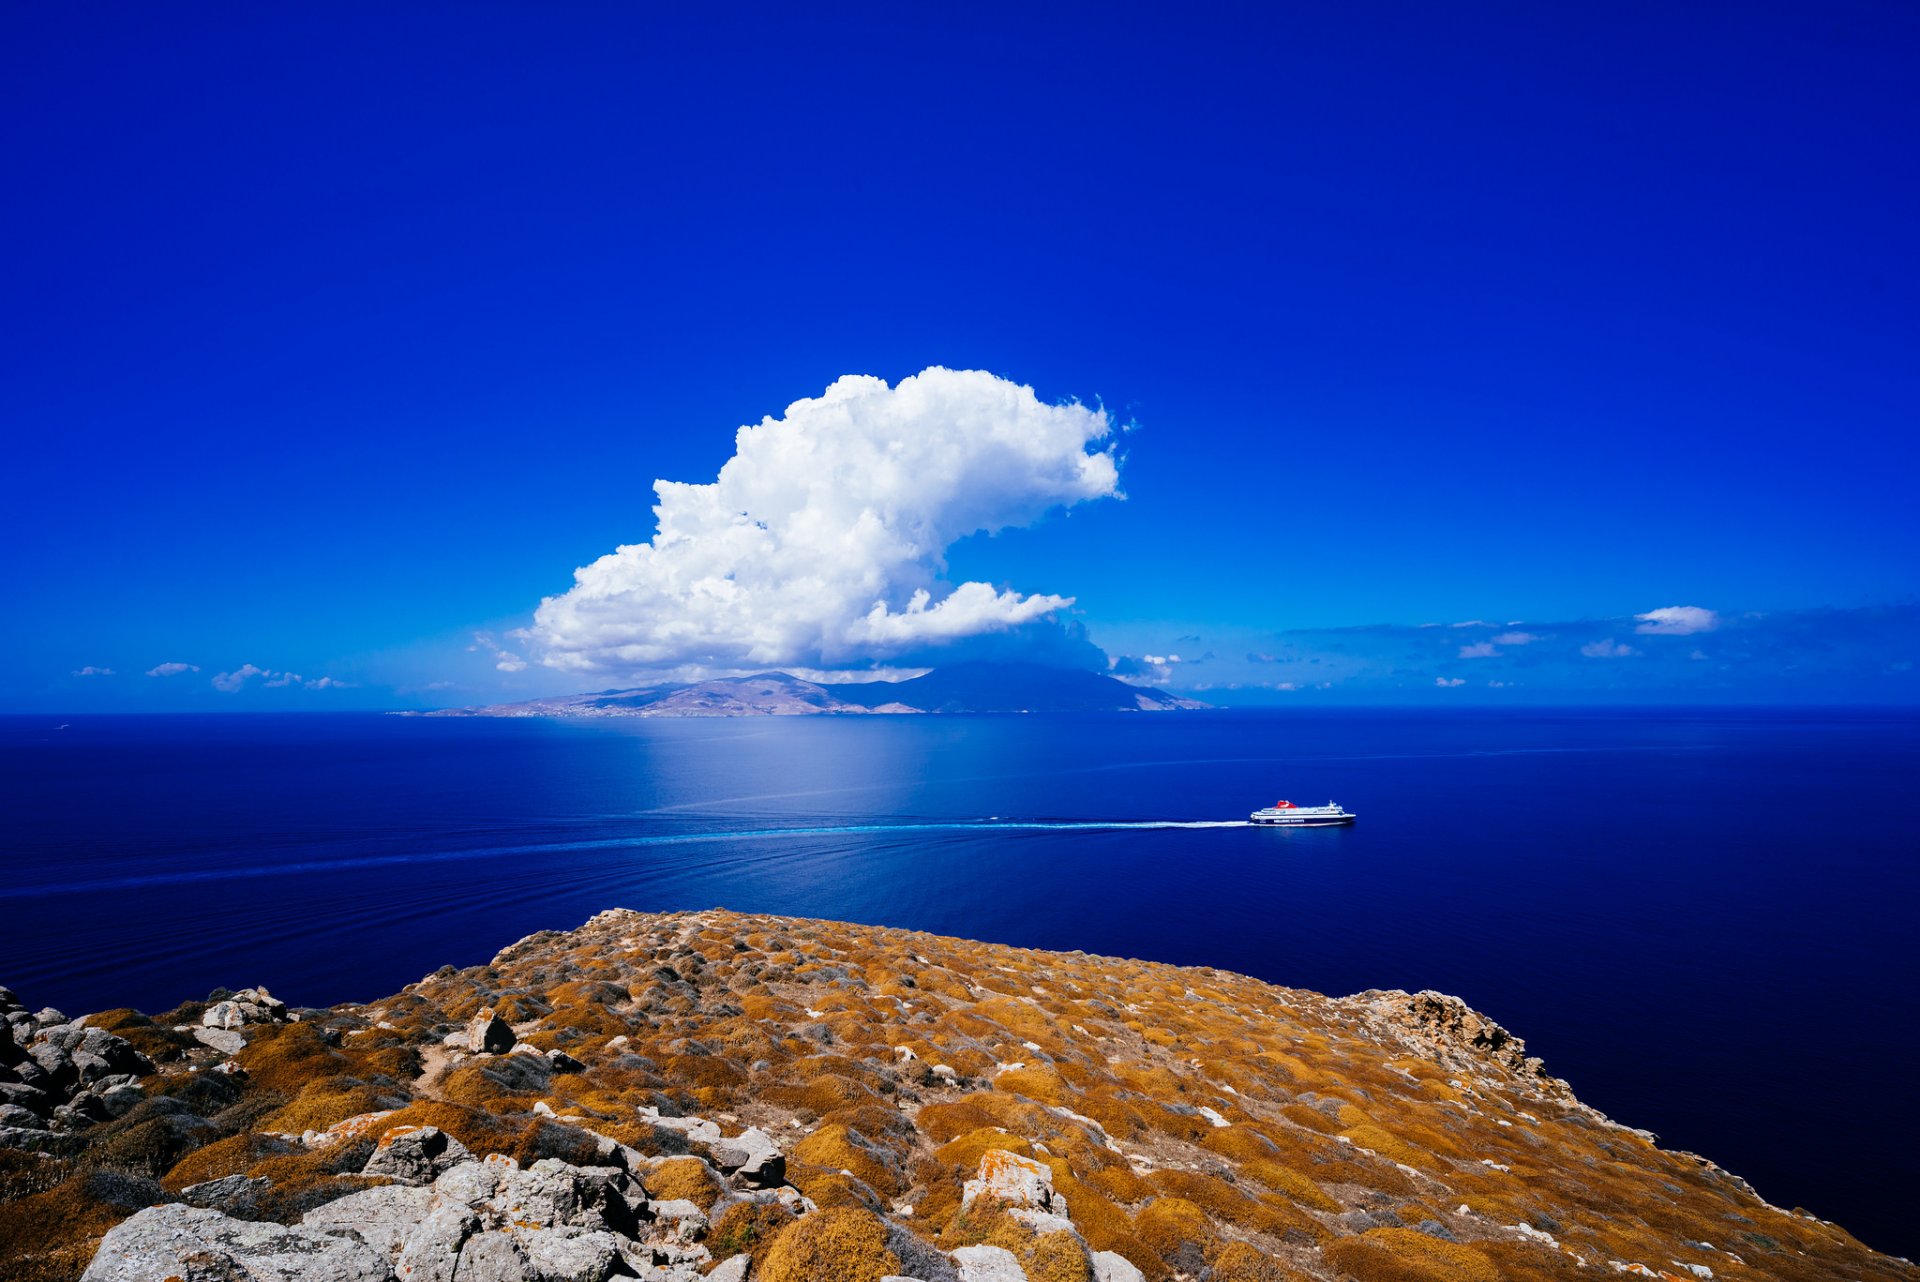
[[213, 664, 347, 692], [71, 665, 115, 677], [1635, 605, 1719, 636], [469, 631, 528, 673], [1209, 601, 1918, 702], [145, 662, 200, 677]]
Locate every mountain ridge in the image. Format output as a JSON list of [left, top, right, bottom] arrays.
[[424, 662, 1208, 717]]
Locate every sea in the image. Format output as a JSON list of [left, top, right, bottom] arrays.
[[3, 708, 1915, 1257]]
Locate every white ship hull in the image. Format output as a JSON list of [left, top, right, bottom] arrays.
[[1250, 802, 1354, 827]]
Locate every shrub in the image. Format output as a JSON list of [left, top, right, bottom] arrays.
[[1212, 1240, 1289, 1282], [1322, 1228, 1501, 1282], [708, 1199, 797, 1266], [1134, 1196, 1217, 1274], [758, 1206, 900, 1282], [642, 1155, 724, 1211], [790, 1124, 905, 1196]]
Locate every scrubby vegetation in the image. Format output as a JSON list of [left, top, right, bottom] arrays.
[[1, 908, 1913, 1282]]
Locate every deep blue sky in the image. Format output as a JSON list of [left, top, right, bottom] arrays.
[[5, 3, 1916, 708]]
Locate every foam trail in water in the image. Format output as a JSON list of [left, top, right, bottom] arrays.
[[0, 820, 1253, 900]]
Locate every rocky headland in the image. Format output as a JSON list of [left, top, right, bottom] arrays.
[[0, 910, 1907, 1282]]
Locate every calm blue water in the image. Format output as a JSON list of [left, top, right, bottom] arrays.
[[3, 709, 1916, 1255]]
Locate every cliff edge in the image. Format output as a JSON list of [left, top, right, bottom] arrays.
[[0, 910, 1908, 1282]]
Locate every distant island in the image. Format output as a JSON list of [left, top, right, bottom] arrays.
[[423, 661, 1209, 717]]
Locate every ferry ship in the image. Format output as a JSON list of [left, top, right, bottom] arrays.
[[1250, 800, 1355, 827]]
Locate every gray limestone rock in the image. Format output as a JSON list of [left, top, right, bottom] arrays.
[[394, 1203, 479, 1282], [81, 1203, 389, 1282], [300, 1181, 436, 1257], [0, 1124, 83, 1155], [708, 1126, 784, 1187], [707, 1257, 750, 1282], [514, 1225, 625, 1282], [951, 1244, 1029, 1282], [886, 1221, 960, 1282], [31, 1022, 153, 1088], [194, 1026, 248, 1055], [202, 987, 289, 1030], [0, 1081, 51, 1115], [492, 1159, 624, 1233], [1091, 1251, 1146, 1282], [0, 1102, 41, 1129], [453, 1230, 533, 1282], [361, 1124, 472, 1185], [180, 1173, 273, 1214], [646, 1198, 708, 1242], [469, 1007, 516, 1054], [434, 1156, 515, 1209]]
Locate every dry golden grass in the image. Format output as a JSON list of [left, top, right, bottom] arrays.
[[1323, 1227, 1502, 1282], [3, 908, 1909, 1282], [708, 1198, 797, 1267], [642, 1155, 725, 1211], [758, 1205, 900, 1282]]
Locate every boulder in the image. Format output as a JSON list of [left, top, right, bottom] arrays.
[[709, 1126, 785, 1187], [180, 1173, 273, 1215], [435, 1157, 509, 1209], [708, 1256, 751, 1282], [0, 1124, 83, 1155], [1091, 1251, 1147, 1282], [647, 1197, 709, 1242], [0, 1103, 40, 1129], [301, 1182, 436, 1256], [514, 1225, 625, 1282], [638, 1106, 721, 1145], [361, 1123, 472, 1184], [952, 1244, 1029, 1282], [194, 1026, 247, 1055], [961, 1149, 1061, 1215], [394, 1203, 478, 1282], [469, 1006, 516, 1054], [95, 1081, 146, 1118], [452, 1230, 533, 1282], [28, 1023, 154, 1094], [0, 1081, 51, 1115], [493, 1159, 620, 1233], [82, 1203, 389, 1282], [887, 1221, 960, 1282], [202, 986, 289, 1029]]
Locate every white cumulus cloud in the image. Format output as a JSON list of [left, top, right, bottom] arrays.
[[213, 663, 269, 692], [1457, 642, 1498, 659], [470, 631, 528, 672], [1435, 677, 1467, 688], [527, 368, 1121, 676], [1635, 605, 1719, 635], [146, 662, 200, 677], [213, 664, 345, 692], [1491, 632, 1540, 646], [1580, 639, 1638, 658], [72, 665, 115, 677]]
